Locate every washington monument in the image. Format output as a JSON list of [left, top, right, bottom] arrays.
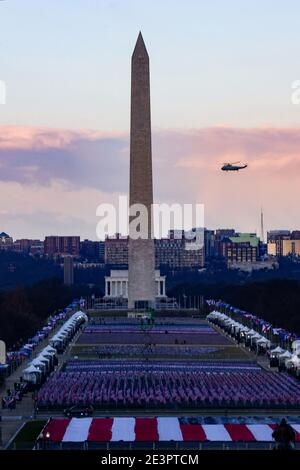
[[128, 32, 156, 309]]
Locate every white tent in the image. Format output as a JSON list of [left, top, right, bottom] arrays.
[[256, 338, 271, 348], [271, 346, 285, 354], [240, 326, 250, 332], [246, 329, 256, 336], [23, 365, 42, 383], [279, 350, 292, 359], [49, 310, 87, 348], [37, 354, 50, 362], [292, 340, 300, 353], [252, 333, 261, 338], [279, 350, 292, 365], [23, 364, 41, 373], [291, 354, 300, 365], [44, 346, 57, 353], [257, 337, 269, 344], [251, 333, 262, 343], [286, 354, 300, 369]]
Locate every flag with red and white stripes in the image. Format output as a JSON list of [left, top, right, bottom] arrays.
[[42, 418, 300, 443]]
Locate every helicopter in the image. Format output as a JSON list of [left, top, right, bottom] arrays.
[[221, 161, 248, 172]]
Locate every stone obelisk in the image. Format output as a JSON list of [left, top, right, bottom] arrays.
[[128, 32, 156, 309]]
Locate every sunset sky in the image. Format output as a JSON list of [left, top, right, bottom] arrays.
[[1, 0, 300, 239]]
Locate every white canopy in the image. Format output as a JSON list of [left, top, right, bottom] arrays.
[[44, 346, 57, 353], [257, 337, 270, 344], [240, 326, 250, 332], [30, 357, 45, 367], [37, 354, 50, 361], [50, 310, 87, 345], [247, 329, 256, 336], [23, 364, 42, 374], [286, 355, 300, 369], [251, 333, 262, 340], [279, 350, 292, 359], [291, 354, 300, 365], [43, 347, 55, 354], [271, 346, 285, 354], [292, 340, 300, 351]]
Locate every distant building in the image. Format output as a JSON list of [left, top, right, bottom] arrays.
[[180, 238, 205, 268], [105, 269, 166, 299], [105, 233, 204, 269], [0, 232, 11, 242], [0, 232, 13, 250], [228, 259, 279, 272], [155, 238, 182, 268], [156, 237, 204, 269], [267, 242, 277, 256], [105, 234, 128, 266], [214, 229, 236, 257], [64, 256, 74, 285], [267, 231, 290, 257], [267, 230, 300, 257], [215, 229, 236, 239], [280, 240, 300, 256], [80, 239, 104, 261], [291, 231, 300, 240], [99, 241, 105, 263], [44, 236, 80, 257], [158, 230, 205, 269], [204, 229, 216, 259], [13, 239, 44, 255], [267, 230, 291, 241], [29, 240, 44, 256], [220, 233, 259, 266]]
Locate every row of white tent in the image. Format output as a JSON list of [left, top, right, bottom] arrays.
[[207, 311, 271, 349], [22, 311, 88, 384], [207, 310, 300, 371], [269, 345, 300, 371], [23, 345, 57, 384], [49, 310, 88, 351]]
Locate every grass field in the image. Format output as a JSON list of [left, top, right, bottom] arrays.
[[70, 344, 250, 361], [8, 420, 47, 450]]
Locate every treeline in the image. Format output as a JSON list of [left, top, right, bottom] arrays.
[[217, 279, 300, 335], [0, 251, 60, 290], [169, 279, 300, 335], [0, 278, 101, 349]]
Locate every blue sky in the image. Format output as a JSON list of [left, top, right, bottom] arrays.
[[1, 0, 300, 130], [1, 1, 300, 239]]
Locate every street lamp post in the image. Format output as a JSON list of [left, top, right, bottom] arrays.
[[45, 431, 50, 450]]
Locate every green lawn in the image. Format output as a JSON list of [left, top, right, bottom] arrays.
[[8, 420, 47, 450], [70, 344, 250, 361]]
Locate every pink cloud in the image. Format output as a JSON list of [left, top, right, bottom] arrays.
[[0, 125, 300, 237], [0, 126, 124, 151]]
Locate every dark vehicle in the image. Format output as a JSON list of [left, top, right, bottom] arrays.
[[64, 405, 94, 418]]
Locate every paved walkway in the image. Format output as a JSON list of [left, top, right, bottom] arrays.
[[0, 313, 77, 449], [211, 322, 271, 370]]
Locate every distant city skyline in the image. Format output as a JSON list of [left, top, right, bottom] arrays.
[[1, 1, 300, 238]]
